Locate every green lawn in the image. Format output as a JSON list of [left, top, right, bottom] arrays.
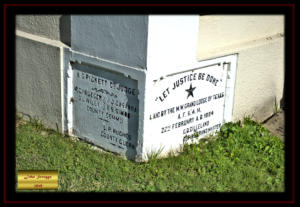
[[16, 116, 284, 192]]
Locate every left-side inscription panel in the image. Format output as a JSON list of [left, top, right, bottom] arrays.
[[70, 62, 139, 159]]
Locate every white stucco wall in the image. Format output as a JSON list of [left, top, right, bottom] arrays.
[[197, 15, 284, 122], [197, 15, 284, 60], [232, 37, 284, 122]]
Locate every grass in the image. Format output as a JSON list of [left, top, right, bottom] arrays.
[[274, 97, 280, 115], [16, 115, 284, 192]]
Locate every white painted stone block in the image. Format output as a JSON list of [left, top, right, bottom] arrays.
[[143, 55, 237, 158], [62, 15, 238, 161]]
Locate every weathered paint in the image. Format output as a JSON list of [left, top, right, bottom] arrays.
[[71, 62, 139, 159], [63, 48, 146, 161]]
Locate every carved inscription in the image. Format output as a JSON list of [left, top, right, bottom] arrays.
[[149, 66, 226, 141], [71, 63, 139, 156]]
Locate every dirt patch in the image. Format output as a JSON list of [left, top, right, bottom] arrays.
[[262, 109, 285, 142]]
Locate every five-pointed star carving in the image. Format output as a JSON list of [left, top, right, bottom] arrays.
[[185, 83, 196, 99]]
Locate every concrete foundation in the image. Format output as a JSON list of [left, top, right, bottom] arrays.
[[15, 15, 284, 160], [16, 31, 67, 131], [16, 15, 61, 41]]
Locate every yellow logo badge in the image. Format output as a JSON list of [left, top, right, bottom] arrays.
[[17, 171, 58, 190]]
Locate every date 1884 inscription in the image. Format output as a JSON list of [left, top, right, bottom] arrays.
[[71, 63, 139, 158], [148, 64, 227, 144]]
